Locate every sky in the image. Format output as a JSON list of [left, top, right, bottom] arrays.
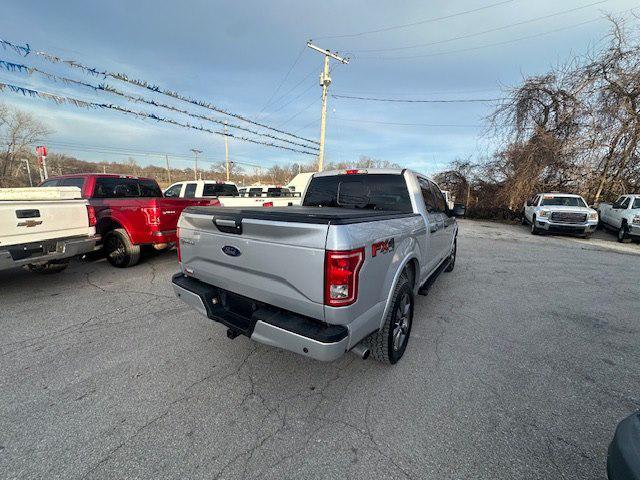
[[0, 0, 637, 175]]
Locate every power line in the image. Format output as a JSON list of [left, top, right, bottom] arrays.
[[361, 8, 635, 61], [333, 117, 482, 127], [0, 58, 319, 151], [0, 81, 319, 156], [332, 94, 501, 103], [353, 0, 608, 53], [255, 46, 306, 121], [0, 36, 319, 146], [313, 0, 516, 40], [275, 94, 320, 129]]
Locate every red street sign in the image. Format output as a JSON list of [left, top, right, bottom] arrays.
[[36, 145, 47, 157]]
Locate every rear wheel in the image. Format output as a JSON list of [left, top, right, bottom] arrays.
[[104, 228, 141, 268], [618, 222, 631, 243], [28, 259, 70, 274], [364, 273, 414, 365], [521, 214, 528, 225]]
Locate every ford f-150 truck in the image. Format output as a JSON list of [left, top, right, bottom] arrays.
[[523, 192, 598, 237], [172, 169, 465, 364], [0, 186, 99, 273], [598, 194, 640, 243], [41, 174, 219, 267]]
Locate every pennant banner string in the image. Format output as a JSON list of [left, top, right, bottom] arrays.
[[0, 37, 318, 146], [0, 58, 319, 152], [0, 81, 318, 156]]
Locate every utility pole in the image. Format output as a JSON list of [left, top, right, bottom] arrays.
[[21, 159, 33, 186], [190, 149, 201, 180], [165, 155, 172, 183], [224, 124, 230, 182], [306, 41, 349, 172]]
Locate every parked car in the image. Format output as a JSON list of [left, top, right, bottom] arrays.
[[40, 174, 219, 267], [0, 186, 99, 273], [522, 192, 598, 238], [607, 411, 640, 480], [164, 180, 239, 198], [598, 194, 640, 243], [172, 168, 464, 364]]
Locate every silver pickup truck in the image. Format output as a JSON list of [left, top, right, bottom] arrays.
[[172, 169, 464, 364]]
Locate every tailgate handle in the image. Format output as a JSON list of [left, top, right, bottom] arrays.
[[213, 217, 243, 235], [16, 209, 41, 219]]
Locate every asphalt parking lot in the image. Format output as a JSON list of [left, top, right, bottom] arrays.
[[1, 219, 638, 480]]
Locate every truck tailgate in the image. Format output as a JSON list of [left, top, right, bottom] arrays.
[[178, 208, 328, 320], [0, 199, 89, 247]]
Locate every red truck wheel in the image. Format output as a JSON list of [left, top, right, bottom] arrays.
[[104, 228, 141, 268]]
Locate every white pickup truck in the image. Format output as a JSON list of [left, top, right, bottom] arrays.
[[598, 194, 640, 242], [523, 192, 599, 238], [0, 187, 99, 273], [164, 180, 301, 208]]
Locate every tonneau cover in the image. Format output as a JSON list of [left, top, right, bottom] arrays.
[[184, 205, 419, 225]]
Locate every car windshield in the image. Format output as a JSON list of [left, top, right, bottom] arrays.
[[303, 174, 412, 212], [540, 196, 586, 207]]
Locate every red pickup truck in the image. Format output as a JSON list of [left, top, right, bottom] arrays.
[[40, 174, 219, 267]]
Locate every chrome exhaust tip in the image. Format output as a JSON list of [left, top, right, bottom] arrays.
[[350, 343, 370, 360]]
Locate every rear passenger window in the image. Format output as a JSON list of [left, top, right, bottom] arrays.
[[184, 183, 197, 198], [418, 178, 437, 212], [429, 182, 447, 213]]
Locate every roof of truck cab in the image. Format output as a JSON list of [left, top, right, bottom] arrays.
[[45, 173, 155, 181], [314, 168, 405, 177]]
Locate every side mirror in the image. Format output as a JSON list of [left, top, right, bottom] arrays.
[[451, 203, 466, 217]]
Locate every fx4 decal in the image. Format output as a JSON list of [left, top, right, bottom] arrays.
[[372, 238, 395, 257]]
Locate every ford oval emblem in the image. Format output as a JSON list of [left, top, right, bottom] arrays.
[[222, 245, 241, 257]]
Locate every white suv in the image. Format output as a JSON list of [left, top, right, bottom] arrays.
[[523, 193, 598, 238]]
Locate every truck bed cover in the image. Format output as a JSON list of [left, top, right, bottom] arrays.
[[184, 205, 419, 225]]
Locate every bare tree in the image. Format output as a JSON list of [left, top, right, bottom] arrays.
[[0, 105, 51, 186]]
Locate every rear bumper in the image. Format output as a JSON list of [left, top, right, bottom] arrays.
[[607, 412, 640, 480], [0, 234, 100, 270], [148, 229, 177, 244], [172, 273, 349, 361]]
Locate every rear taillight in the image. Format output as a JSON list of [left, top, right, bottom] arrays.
[[142, 207, 161, 226], [176, 226, 181, 263], [324, 248, 364, 307], [86, 205, 97, 227], [263, 202, 274, 207]]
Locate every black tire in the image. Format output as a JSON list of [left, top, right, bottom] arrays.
[[364, 273, 414, 365], [27, 259, 70, 274], [582, 233, 592, 239], [104, 228, 141, 267], [618, 222, 632, 243], [445, 238, 456, 272], [521, 215, 528, 226], [530, 215, 540, 235]]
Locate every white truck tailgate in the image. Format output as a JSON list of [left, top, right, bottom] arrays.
[[0, 188, 90, 247]]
